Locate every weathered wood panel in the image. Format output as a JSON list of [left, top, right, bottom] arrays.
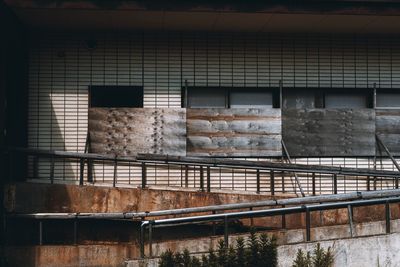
[[187, 108, 282, 157], [376, 109, 400, 156], [283, 109, 376, 156], [89, 108, 186, 156]]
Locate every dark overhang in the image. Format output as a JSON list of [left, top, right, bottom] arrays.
[[4, 0, 400, 33]]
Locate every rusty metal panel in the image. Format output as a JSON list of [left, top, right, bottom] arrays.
[[187, 108, 282, 157], [283, 109, 376, 156], [376, 109, 400, 156], [88, 108, 186, 156]]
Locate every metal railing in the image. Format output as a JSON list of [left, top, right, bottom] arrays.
[[7, 189, 400, 250], [139, 196, 400, 258], [6, 147, 400, 195]]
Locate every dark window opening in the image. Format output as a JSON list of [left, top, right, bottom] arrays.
[[283, 88, 373, 109], [183, 87, 280, 108], [376, 89, 400, 108], [89, 86, 144, 108]]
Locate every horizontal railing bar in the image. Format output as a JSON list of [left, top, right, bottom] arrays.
[[8, 188, 400, 220], [137, 154, 400, 178], [142, 196, 400, 228], [7, 147, 400, 178], [7, 147, 137, 162], [132, 189, 400, 218]]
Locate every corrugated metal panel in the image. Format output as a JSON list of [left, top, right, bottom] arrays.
[[27, 33, 400, 186], [187, 108, 282, 157]]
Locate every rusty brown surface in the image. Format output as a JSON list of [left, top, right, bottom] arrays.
[[5, 182, 400, 230], [5, 245, 139, 267], [4, 182, 281, 213]]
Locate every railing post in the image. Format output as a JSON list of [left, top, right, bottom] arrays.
[[200, 166, 204, 192], [366, 176, 370, 191], [256, 169, 260, 194], [347, 205, 354, 237], [185, 165, 189, 188], [224, 216, 229, 248], [141, 162, 147, 189], [50, 156, 55, 184], [39, 220, 43, 245], [281, 205, 286, 229], [87, 159, 93, 183], [386, 201, 391, 234], [79, 158, 85, 186], [249, 207, 254, 227], [113, 158, 117, 187], [140, 223, 145, 258], [206, 166, 211, 192], [270, 170, 275, 195], [312, 172, 316, 196], [333, 174, 338, 194], [305, 207, 311, 242], [73, 219, 78, 245], [149, 220, 153, 258]]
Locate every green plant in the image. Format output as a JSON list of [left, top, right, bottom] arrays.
[[292, 249, 312, 267], [312, 243, 334, 267], [236, 237, 246, 267], [159, 249, 175, 267], [246, 230, 260, 267], [158, 233, 278, 267], [292, 243, 334, 267], [259, 234, 278, 267]]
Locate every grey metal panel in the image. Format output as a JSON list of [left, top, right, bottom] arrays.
[[376, 94, 400, 108], [187, 108, 282, 156], [325, 94, 368, 108], [376, 109, 400, 156], [89, 108, 186, 156], [283, 109, 376, 156], [230, 92, 273, 108]]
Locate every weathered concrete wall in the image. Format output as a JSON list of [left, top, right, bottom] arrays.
[[278, 232, 400, 267], [5, 244, 139, 267], [125, 219, 400, 267], [7, 219, 400, 267], [5, 183, 400, 230], [4, 182, 283, 213]]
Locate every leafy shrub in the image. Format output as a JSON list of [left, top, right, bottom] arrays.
[[158, 233, 278, 267]]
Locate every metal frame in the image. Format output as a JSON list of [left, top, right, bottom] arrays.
[[140, 196, 400, 258], [6, 147, 400, 196]]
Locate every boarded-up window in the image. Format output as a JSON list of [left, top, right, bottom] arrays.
[[230, 92, 273, 108], [90, 86, 144, 108], [376, 92, 400, 108]]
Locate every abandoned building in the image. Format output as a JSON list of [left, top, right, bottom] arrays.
[[2, 0, 400, 266]]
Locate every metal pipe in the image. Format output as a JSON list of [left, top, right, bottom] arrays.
[[149, 220, 153, 258], [140, 222, 145, 258], [141, 196, 400, 228], [305, 207, 311, 241], [376, 135, 400, 188], [281, 140, 305, 197], [386, 201, 391, 234], [206, 166, 211, 192], [224, 216, 229, 248], [137, 153, 400, 179], [141, 162, 147, 189], [347, 205, 354, 237]]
